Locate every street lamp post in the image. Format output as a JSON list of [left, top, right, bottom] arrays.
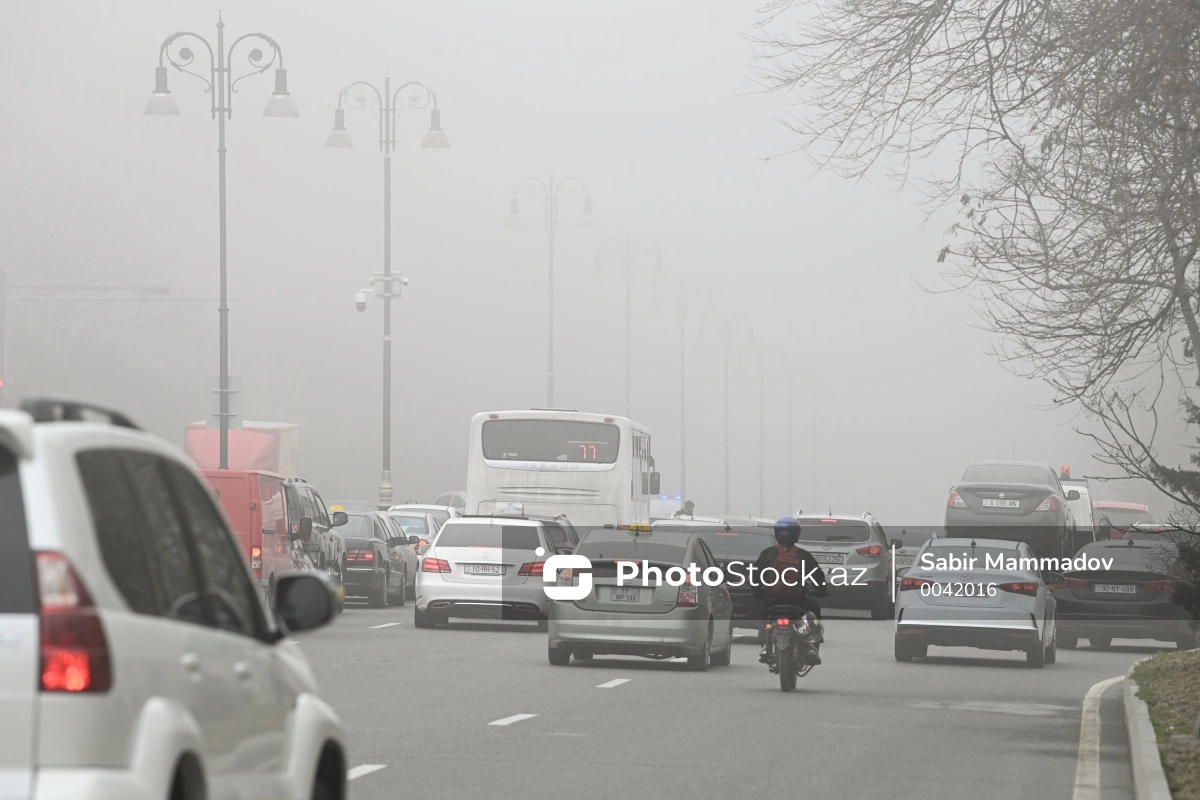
[[651, 277, 715, 502], [507, 176, 597, 408], [325, 74, 448, 510], [146, 14, 298, 470], [593, 236, 663, 419], [704, 311, 752, 515]]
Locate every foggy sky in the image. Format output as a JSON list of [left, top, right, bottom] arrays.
[[0, 0, 1174, 523]]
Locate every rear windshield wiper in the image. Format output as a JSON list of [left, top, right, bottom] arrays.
[[821, 535, 858, 542]]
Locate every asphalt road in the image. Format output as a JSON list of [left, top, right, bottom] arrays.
[[295, 603, 1159, 799]]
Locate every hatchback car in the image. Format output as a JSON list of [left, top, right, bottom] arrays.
[[1052, 538, 1197, 650], [793, 513, 895, 619], [547, 526, 734, 669], [895, 537, 1057, 667], [945, 460, 1076, 558], [414, 515, 576, 629], [0, 399, 346, 800]]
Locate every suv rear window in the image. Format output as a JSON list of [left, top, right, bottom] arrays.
[[795, 519, 871, 543], [0, 446, 33, 614], [576, 537, 689, 564], [687, 527, 774, 558], [435, 523, 541, 551]]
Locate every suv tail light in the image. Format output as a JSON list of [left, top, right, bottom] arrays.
[[998, 581, 1039, 596], [900, 576, 931, 591], [1036, 495, 1059, 512], [856, 544, 883, 558], [421, 557, 451, 573], [36, 552, 112, 693], [518, 562, 544, 577], [947, 490, 966, 509], [1144, 579, 1175, 592], [677, 578, 699, 607], [250, 546, 262, 578]]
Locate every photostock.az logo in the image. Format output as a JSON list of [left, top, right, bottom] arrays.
[[542, 552, 592, 601]]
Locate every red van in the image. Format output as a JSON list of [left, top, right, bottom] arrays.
[[200, 468, 300, 603]]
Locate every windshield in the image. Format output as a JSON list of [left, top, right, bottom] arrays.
[[435, 523, 541, 550], [338, 515, 373, 539], [388, 514, 430, 536], [1078, 543, 1177, 569], [687, 528, 774, 558], [482, 419, 620, 464], [795, 519, 871, 543], [1095, 507, 1154, 529], [962, 464, 1048, 485], [576, 537, 688, 564], [892, 529, 938, 549]]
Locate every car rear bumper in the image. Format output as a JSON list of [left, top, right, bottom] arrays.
[[342, 566, 386, 593], [416, 579, 550, 618], [548, 612, 709, 656], [1057, 616, 1192, 642], [896, 619, 1041, 651]]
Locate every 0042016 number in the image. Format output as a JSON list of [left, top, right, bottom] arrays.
[[920, 582, 998, 598]]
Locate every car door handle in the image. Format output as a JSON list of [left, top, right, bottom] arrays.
[[180, 652, 201, 674], [233, 661, 252, 681]]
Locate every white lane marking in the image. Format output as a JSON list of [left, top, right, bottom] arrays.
[[347, 764, 386, 781], [1072, 675, 1124, 800], [596, 678, 630, 689], [369, 622, 402, 629], [488, 713, 537, 726]]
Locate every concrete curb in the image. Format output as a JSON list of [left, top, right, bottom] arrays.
[[1125, 656, 1173, 800]]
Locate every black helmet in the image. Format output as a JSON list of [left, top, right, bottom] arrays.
[[774, 515, 801, 545]]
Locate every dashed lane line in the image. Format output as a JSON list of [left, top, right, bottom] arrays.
[[369, 622, 402, 629], [596, 678, 631, 689], [348, 764, 386, 781], [488, 713, 538, 726]]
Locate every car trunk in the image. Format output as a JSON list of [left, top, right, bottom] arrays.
[[0, 440, 36, 796], [434, 546, 539, 585], [568, 560, 680, 613], [953, 482, 1053, 516]]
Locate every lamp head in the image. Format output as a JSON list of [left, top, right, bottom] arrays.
[[421, 108, 450, 148], [578, 195, 598, 228], [263, 68, 299, 117], [144, 66, 181, 116], [324, 108, 354, 148]]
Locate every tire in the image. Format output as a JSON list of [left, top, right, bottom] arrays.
[[1089, 636, 1112, 650], [894, 638, 914, 662], [1044, 630, 1057, 665], [711, 620, 734, 667], [368, 570, 389, 609], [870, 592, 891, 621], [1059, 633, 1077, 649], [390, 569, 407, 607], [778, 645, 796, 691], [548, 644, 571, 666], [405, 569, 416, 601], [311, 778, 336, 800], [687, 626, 712, 672], [413, 607, 438, 629], [1026, 643, 1045, 668]]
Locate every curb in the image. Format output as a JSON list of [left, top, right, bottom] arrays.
[[1125, 656, 1173, 799]]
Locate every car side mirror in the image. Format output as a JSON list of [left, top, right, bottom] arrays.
[[299, 517, 313, 540], [648, 472, 661, 496], [332, 511, 348, 527], [387, 537, 404, 548], [1043, 572, 1066, 586], [407, 534, 421, 545], [1066, 489, 1080, 501], [273, 573, 335, 635]]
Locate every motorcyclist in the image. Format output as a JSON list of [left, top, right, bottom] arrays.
[[753, 515, 827, 665]]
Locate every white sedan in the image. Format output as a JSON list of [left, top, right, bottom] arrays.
[[894, 538, 1058, 667]]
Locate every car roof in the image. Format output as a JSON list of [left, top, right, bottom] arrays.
[[968, 460, 1050, 468], [794, 513, 873, 523], [448, 515, 547, 527], [926, 537, 1023, 549]]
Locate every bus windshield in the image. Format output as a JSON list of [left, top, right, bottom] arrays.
[[482, 419, 620, 464]]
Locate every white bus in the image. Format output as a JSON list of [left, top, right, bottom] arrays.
[[465, 409, 660, 527]]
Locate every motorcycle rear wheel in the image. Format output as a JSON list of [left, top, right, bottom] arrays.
[[777, 645, 796, 692]]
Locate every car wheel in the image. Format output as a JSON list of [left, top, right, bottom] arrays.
[[894, 638, 914, 662], [1044, 630, 1057, 665], [1089, 636, 1112, 650], [414, 607, 438, 629], [870, 592, 891, 620], [368, 571, 389, 609], [710, 620, 734, 667], [548, 643, 571, 666], [687, 626, 712, 672], [1026, 643, 1045, 668], [391, 569, 407, 607], [1059, 633, 1077, 649], [405, 569, 416, 601], [311, 776, 336, 800]]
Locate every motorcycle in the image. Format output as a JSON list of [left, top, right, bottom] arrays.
[[764, 604, 822, 692]]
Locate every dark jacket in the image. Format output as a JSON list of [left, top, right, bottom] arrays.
[[751, 543, 828, 598]]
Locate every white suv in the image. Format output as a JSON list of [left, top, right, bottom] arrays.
[[0, 400, 347, 800]]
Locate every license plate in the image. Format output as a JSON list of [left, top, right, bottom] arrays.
[[814, 554, 844, 565], [464, 564, 504, 576], [896, 556, 914, 566], [1094, 584, 1137, 594], [981, 499, 1020, 508], [610, 587, 642, 602]]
